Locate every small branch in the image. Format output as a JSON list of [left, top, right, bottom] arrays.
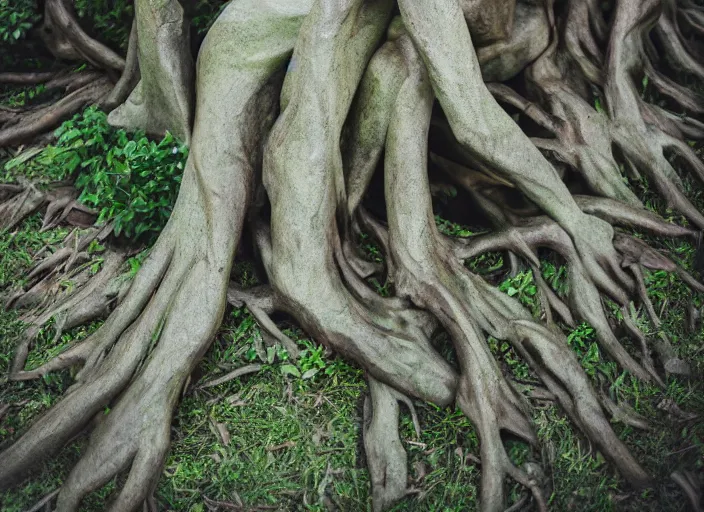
[[198, 364, 262, 389], [0, 72, 57, 85], [23, 489, 59, 512], [0, 77, 112, 147]]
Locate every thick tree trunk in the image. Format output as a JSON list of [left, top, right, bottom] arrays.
[[2, 0, 704, 510]]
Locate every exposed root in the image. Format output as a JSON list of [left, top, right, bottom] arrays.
[[0, 72, 58, 85], [343, 30, 407, 219], [40, 0, 125, 71], [10, 248, 129, 379], [0, 2, 304, 508], [0, 77, 113, 148], [671, 470, 703, 512], [562, 0, 607, 84], [102, 21, 140, 111], [363, 376, 410, 512], [459, 0, 515, 46], [398, 0, 634, 305], [0, 182, 45, 230], [522, 40, 642, 206], [248, 303, 300, 358], [655, 0, 704, 83], [0, 182, 96, 234], [475, 1, 550, 82], [262, 0, 456, 407], [451, 202, 702, 385], [382, 50, 644, 509], [24, 489, 60, 512], [198, 363, 263, 389], [604, 0, 704, 228], [3, 0, 704, 510]]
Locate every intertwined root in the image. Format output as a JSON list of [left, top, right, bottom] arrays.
[[3, 0, 704, 510], [106, 0, 193, 142], [1, 1, 305, 508], [382, 47, 651, 509]]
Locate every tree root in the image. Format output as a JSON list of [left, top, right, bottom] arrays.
[[671, 470, 703, 512], [103, 22, 140, 111], [6, 226, 128, 379], [39, 0, 125, 71], [3, 0, 704, 510], [457, 197, 704, 377], [399, 0, 634, 306], [655, 0, 704, 83], [475, 1, 550, 83], [261, 0, 456, 408], [106, 0, 193, 141], [0, 72, 58, 85], [0, 77, 113, 148], [0, 2, 307, 508], [363, 376, 411, 511], [0, 182, 96, 232], [604, 0, 704, 230], [381, 50, 647, 509]]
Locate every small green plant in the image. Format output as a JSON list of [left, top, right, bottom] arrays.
[[74, 0, 133, 51], [0, 0, 39, 45], [593, 95, 605, 114], [1, 83, 45, 107], [541, 261, 569, 297], [499, 269, 540, 318], [5, 106, 188, 243], [434, 214, 475, 237], [467, 251, 504, 275]]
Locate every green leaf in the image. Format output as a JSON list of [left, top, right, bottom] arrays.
[[301, 368, 319, 380], [123, 140, 137, 157], [280, 364, 301, 378], [594, 96, 604, 114], [59, 128, 83, 143]]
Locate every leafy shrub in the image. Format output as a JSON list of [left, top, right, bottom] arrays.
[[5, 106, 188, 243], [0, 83, 45, 107], [74, 0, 133, 51], [0, 0, 40, 45]]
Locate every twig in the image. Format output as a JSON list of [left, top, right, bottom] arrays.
[[199, 363, 262, 389], [23, 489, 59, 512]]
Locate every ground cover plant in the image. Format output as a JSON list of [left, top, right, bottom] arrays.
[[1, 0, 704, 511]]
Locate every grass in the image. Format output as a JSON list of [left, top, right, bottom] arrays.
[[0, 208, 702, 511], [0, 130, 703, 512]]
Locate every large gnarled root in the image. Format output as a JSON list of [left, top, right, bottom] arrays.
[[103, 22, 140, 111], [262, 0, 456, 407], [475, 1, 550, 82], [398, 0, 634, 308], [597, 0, 704, 228], [107, 0, 194, 142], [0, 2, 308, 508], [381, 48, 646, 510]]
